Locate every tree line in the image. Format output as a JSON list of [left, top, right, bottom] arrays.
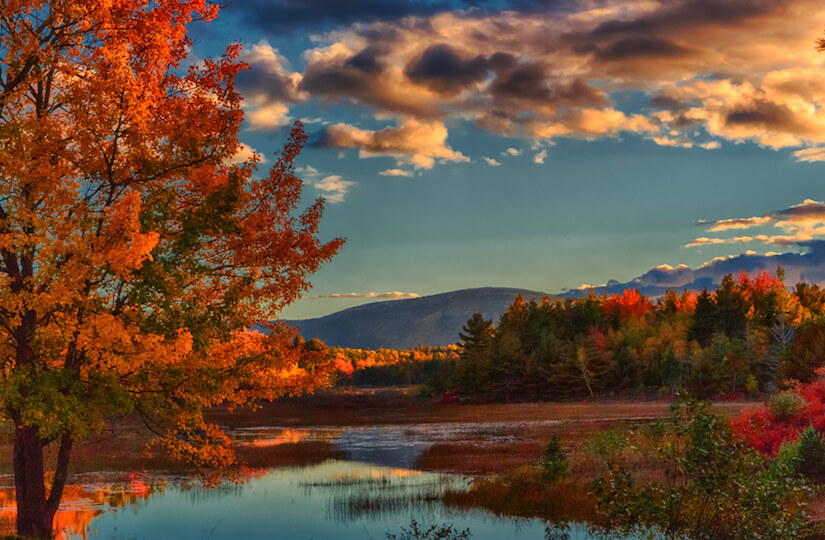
[[450, 269, 825, 401]]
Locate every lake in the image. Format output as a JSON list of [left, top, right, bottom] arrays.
[[0, 423, 611, 540]]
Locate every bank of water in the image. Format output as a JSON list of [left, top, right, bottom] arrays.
[[1, 422, 617, 539]]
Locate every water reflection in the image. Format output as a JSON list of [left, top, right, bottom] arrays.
[[73, 461, 599, 540], [0, 472, 167, 540], [0, 422, 614, 539]]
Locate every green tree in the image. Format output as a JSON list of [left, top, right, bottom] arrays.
[[688, 289, 715, 347], [454, 312, 494, 395]]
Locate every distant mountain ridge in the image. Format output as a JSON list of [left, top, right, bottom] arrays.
[[287, 287, 553, 349]]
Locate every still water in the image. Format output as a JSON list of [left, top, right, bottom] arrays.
[[0, 423, 608, 539]]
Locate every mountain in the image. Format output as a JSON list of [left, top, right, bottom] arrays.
[[287, 287, 553, 349]]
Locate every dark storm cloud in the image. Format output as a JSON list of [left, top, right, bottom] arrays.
[[235, 64, 299, 103], [404, 44, 490, 95], [593, 38, 693, 62], [344, 46, 386, 74], [590, 0, 785, 39], [298, 46, 441, 117], [489, 62, 608, 107], [725, 100, 816, 136]]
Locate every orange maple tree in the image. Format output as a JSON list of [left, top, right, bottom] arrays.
[[0, 1, 342, 537]]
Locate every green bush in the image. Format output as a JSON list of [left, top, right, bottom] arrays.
[[586, 429, 629, 462], [592, 394, 813, 539], [797, 424, 825, 482], [541, 434, 570, 481], [769, 389, 807, 420], [772, 438, 802, 477]]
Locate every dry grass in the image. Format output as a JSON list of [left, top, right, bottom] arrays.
[[416, 442, 544, 475], [206, 387, 760, 428], [444, 469, 602, 524]]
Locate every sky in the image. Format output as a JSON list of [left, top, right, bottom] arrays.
[[187, 0, 825, 320]]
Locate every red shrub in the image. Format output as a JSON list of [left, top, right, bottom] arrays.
[[730, 380, 825, 456]]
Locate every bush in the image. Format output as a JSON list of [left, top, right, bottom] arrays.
[[797, 424, 825, 482], [769, 389, 808, 420], [772, 438, 802, 477], [541, 434, 569, 481], [592, 394, 813, 539], [586, 429, 629, 462]]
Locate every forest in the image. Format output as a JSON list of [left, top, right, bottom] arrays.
[[332, 268, 825, 401]]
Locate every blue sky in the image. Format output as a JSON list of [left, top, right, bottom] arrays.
[[188, 0, 825, 319]]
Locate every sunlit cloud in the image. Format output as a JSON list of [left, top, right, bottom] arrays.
[[237, 40, 302, 131], [378, 168, 414, 177], [688, 199, 825, 247], [313, 291, 421, 299], [312, 118, 468, 169], [566, 240, 825, 298], [794, 147, 825, 162], [272, 0, 825, 161], [227, 142, 267, 165], [503, 147, 522, 156], [483, 157, 501, 166], [534, 149, 547, 164]]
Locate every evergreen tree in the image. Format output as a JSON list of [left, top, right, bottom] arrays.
[[689, 289, 716, 347], [455, 312, 494, 396]]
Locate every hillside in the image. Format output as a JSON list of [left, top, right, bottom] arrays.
[[287, 287, 553, 349]]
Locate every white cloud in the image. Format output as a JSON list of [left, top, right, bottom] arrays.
[[378, 168, 414, 177], [312, 175, 354, 203]]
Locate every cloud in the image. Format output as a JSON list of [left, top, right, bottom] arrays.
[[503, 147, 522, 156], [378, 168, 414, 177], [794, 147, 825, 162], [297, 166, 355, 203], [237, 41, 302, 130], [483, 157, 501, 166], [282, 0, 825, 158], [227, 142, 266, 165], [405, 44, 491, 95], [705, 216, 773, 232], [689, 199, 825, 247], [243, 97, 291, 130], [310, 175, 354, 203], [563, 240, 825, 299], [314, 291, 421, 299], [534, 149, 547, 163], [312, 117, 469, 169]]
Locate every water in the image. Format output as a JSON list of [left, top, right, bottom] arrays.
[[0, 423, 611, 539], [75, 461, 596, 540]]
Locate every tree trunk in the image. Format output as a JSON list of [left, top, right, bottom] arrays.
[[13, 424, 52, 539]]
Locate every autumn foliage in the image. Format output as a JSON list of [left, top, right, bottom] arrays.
[[731, 377, 825, 457], [448, 270, 825, 402], [0, 1, 341, 536]]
